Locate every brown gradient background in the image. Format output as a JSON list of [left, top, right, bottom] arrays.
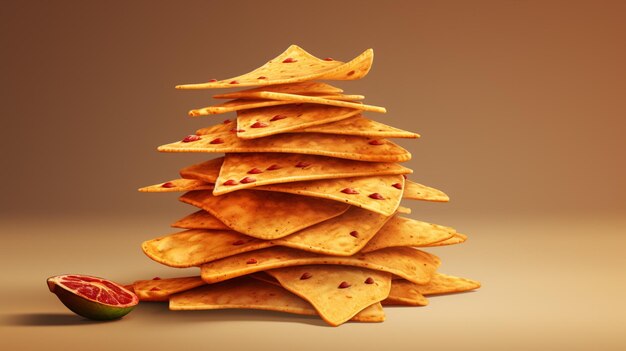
[[1, 1, 625, 350]]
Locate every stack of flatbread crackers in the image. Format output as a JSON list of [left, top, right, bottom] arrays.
[[133, 45, 480, 326]]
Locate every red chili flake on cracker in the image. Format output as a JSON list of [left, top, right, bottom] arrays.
[[251, 121, 269, 128], [248, 168, 263, 174], [282, 58, 297, 63], [369, 193, 384, 200], [295, 161, 311, 168], [341, 188, 359, 195], [392, 183, 403, 189], [349, 231, 359, 238], [257, 76, 267, 79], [364, 277, 374, 284], [246, 258, 258, 264], [300, 272, 312, 280], [270, 114, 287, 121], [210, 138, 225, 144], [223, 119, 232, 124], [223, 179, 238, 186], [161, 182, 175, 188], [369, 139, 384, 145], [152, 277, 161, 280], [240, 177, 256, 184], [229, 80, 239, 84], [323, 57, 334, 61], [266, 164, 281, 171], [208, 79, 217, 82], [232, 240, 245, 246], [338, 281, 351, 289], [182, 135, 201, 142]]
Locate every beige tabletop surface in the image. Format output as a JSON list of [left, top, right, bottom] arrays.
[[2, 213, 624, 351]]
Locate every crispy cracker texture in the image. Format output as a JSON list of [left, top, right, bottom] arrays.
[[136, 45, 479, 326], [158, 132, 411, 163], [235, 104, 361, 140], [176, 45, 373, 89], [267, 265, 391, 326], [179, 190, 349, 239], [214, 152, 411, 195], [169, 277, 385, 324], [200, 246, 440, 285]]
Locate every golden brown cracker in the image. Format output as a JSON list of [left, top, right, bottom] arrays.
[[176, 45, 373, 89], [361, 217, 456, 253], [189, 94, 364, 116], [201, 246, 439, 285], [179, 190, 350, 239], [213, 82, 343, 99], [267, 265, 391, 326], [142, 229, 273, 268], [213, 152, 411, 195], [404, 180, 449, 202], [171, 210, 230, 230], [138, 179, 213, 193], [132, 276, 205, 301], [235, 104, 361, 140], [255, 175, 405, 216], [158, 132, 411, 163], [296, 115, 420, 138], [169, 277, 385, 323], [179, 157, 223, 183]]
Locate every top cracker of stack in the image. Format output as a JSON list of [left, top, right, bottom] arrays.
[[135, 45, 480, 326]]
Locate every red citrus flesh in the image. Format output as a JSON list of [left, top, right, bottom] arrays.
[[47, 274, 138, 320]]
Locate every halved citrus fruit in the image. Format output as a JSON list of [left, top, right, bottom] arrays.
[[47, 274, 138, 320]]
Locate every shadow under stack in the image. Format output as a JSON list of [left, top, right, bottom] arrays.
[[133, 45, 480, 327]]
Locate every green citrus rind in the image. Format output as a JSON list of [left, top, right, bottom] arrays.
[[47, 275, 138, 321]]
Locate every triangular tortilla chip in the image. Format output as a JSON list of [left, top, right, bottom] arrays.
[[192, 91, 384, 115], [169, 277, 385, 323], [195, 120, 236, 135], [250, 272, 428, 307], [296, 115, 420, 138], [423, 233, 467, 247], [142, 229, 273, 268], [159, 207, 392, 261], [267, 265, 391, 327], [383, 279, 429, 306], [404, 180, 449, 202], [179, 190, 350, 239], [132, 276, 205, 301], [213, 82, 343, 99], [361, 217, 456, 253], [179, 157, 223, 183], [235, 104, 361, 140], [397, 206, 411, 214], [246, 272, 414, 306], [158, 132, 412, 163], [213, 153, 411, 195], [171, 210, 230, 230], [413, 273, 481, 296], [274, 206, 392, 256], [138, 178, 213, 193], [201, 246, 439, 285], [189, 94, 365, 116], [176, 45, 373, 89], [255, 175, 404, 216]]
